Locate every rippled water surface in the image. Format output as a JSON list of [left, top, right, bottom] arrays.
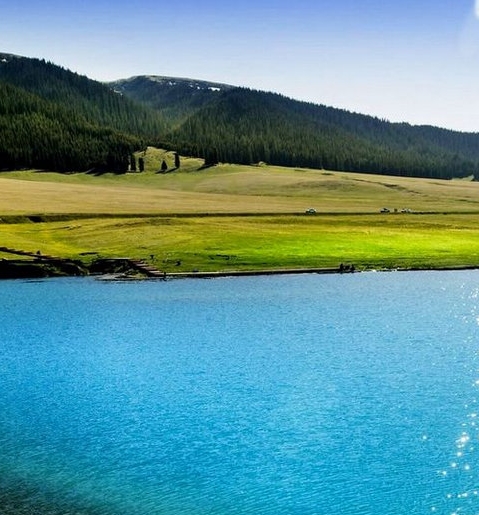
[[2, 271, 479, 514]]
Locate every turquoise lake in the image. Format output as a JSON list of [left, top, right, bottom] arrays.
[[2, 271, 479, 514]]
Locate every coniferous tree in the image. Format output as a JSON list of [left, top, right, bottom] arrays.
[[204, 148, 218, 167], [130, 154, 137, 172]]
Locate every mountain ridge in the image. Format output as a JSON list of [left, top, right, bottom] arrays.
[[110, 75, 233, 92], [108, 75, 235, 129], [109, 74, 477, 135], [1, 52, 479, 179]]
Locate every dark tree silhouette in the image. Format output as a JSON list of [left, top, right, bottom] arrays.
[[204, 148, 218, 167]]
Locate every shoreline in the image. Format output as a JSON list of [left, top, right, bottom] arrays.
[[108, 264, 479, 281], [162, 264, 479, 279], [2, 255, 479, 281]]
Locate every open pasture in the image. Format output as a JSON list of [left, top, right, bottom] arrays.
[[0, 213, 478, 273], [1, 147, 479, 215], [1, 152, 479, 273]]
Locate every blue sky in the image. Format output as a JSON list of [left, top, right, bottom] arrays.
[[1, 0, 479, 131]]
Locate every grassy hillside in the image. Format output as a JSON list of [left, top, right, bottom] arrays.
[[2, 147, 479, 214], [2, 150, 479, 274]]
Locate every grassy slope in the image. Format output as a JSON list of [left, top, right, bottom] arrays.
[[1, 147, 479, 273]]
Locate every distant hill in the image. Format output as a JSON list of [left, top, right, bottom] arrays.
[[3, 52, 479, 179], [0, 53, 164, 172], [109, 75, 234, 128], [113, 76, 479, 179]]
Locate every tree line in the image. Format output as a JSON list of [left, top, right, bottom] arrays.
[[160, 88, 479, 180], [0, 80, 141, 172]]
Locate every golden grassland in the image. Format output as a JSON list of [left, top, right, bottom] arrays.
[[2, 147, 479, 273]]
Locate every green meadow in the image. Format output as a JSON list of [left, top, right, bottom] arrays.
[[2, 147, 479, 273]]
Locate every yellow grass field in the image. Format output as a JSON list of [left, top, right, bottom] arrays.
[[2, 157, 479, 215]]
